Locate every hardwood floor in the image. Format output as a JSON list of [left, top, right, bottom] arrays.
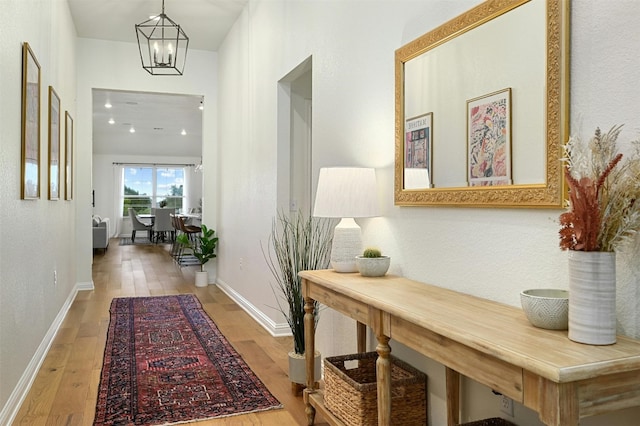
[[14, 240, 328, 425]]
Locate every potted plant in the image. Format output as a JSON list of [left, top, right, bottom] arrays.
[[177, 224, 218, 287], [355, 247, 391, 277], [559, 125, 640, 344], [263, 210, 333, 393]]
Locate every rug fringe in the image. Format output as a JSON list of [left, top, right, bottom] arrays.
[[156, 404, 285, 425]]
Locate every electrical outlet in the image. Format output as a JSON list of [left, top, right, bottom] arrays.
[[239, 258, 244, 270], [500, 395, 514, 417], [53, 270, 58, 287]]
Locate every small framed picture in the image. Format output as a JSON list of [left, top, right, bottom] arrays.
[[48, 86, 61, 200], [467, 88, 512, 187], [65, 111, 74, 200], [21, 42, 41, 200], [404, 112, 433, 189]]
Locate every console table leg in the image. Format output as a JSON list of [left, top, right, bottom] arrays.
[[357, 321, 367, 353], [538, 379, 579, 426], [303, 388, 316, 426], [376, 335, 392, 426], [304, 296, 317, 425], [446, 367, 461, 426]]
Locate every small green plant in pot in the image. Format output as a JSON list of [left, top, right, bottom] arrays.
[[362, 247, 382, 258], [355, 247, 390, 277], [177, 224, 218, 286]]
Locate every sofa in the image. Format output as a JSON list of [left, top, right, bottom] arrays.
[[93, 216, 111, 253]]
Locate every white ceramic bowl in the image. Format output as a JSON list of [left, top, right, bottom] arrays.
[[520, 289, 569, 330], [355, 256, 391, 277]]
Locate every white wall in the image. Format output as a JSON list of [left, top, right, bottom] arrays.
[[77, 38, 218, 283], [0, 0, 78, 420], [0, 9, 219, 420], [216, 1, 640, 425]]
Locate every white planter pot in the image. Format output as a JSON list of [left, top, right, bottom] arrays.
[[568, 251, 616, 345], [355, 256, 391, 277], [194, 270, 209, 287], [288, 350, 321, 385]]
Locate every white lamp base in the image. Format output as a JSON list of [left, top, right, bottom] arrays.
[[330, 217, 362, 273]]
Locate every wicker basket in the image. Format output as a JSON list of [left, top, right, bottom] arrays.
[[459, 418, 517, 426], [324, 351, 427, 426]]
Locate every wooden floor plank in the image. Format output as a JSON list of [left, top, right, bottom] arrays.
[[14, 239, 328, 425]]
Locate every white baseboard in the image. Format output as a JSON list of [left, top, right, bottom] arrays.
[[215, 278, 291, 338], [0, 283, 86, 425], [77, 280, 95, 291]]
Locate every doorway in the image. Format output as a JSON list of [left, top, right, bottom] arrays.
[[277, 57, 313, 215], [91, 89, 204, 238]]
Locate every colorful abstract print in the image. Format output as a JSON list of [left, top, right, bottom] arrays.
[[468, 97, 509, 186]]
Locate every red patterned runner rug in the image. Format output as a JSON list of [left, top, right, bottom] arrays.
[[94, 294, 282, 425]]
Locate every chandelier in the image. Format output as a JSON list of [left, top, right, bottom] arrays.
[[135, 0, 189, 75]]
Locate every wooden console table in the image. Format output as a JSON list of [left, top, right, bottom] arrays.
[[300, 269, 640, 426]]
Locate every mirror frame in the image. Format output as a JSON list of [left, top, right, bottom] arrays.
[[394, 0, 570, 208]]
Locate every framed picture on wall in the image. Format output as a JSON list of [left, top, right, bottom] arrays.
[[467, 88, 512, 187], [403, 112, 433, 189], [65, 111, 73, 200], [21, 42, 41, 200], [48, 86, 61, 200]]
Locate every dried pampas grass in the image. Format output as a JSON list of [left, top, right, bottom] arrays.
[[560, 125, 640, 252]]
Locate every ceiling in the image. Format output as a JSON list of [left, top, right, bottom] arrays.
[[68, 0, 247, 51], [92, 89, 204, 157], [68, 0, 247, 157]]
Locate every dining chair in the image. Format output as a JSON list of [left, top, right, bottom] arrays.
[[152, 208, 175, 243], [173, 216, 202, 266], [128, 208, 153, 242], [173, 215, 197, 239], [170, 214, 183, 259]]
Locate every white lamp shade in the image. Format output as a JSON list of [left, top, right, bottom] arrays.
[[313, 167, 379, 218], [313, 167, 379, 272]]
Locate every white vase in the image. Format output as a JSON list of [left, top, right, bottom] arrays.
[[288, 350, 321, 385], [568, 251, 616, 345], [194, 270, 209, 287]]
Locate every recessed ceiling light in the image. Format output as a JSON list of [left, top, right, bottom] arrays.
[[129, 127, 136, 133], [105, 102, 112, 108], [108, 118, 115, 124], [181, 129, 187, 135]]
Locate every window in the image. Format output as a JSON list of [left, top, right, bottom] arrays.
[[122, 166, 185, 216]]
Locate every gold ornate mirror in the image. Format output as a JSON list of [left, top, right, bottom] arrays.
[[394, 0, 569, 207]]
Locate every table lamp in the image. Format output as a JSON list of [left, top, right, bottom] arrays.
[[313, 167, 379, 272]]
